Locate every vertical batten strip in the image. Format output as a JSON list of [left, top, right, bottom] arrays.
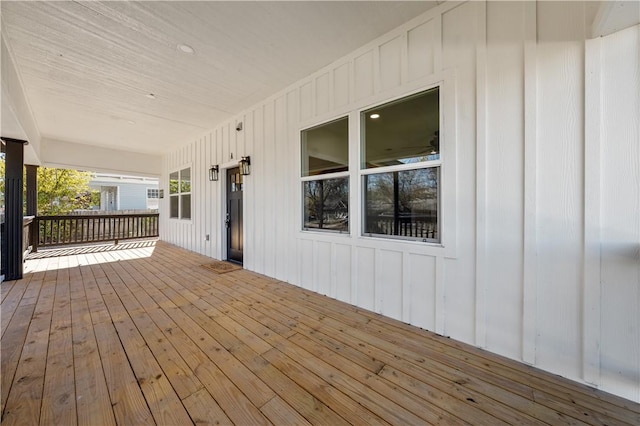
[[522, 0, 538, 365], [243, 114, 253, 270], [402, 251, 411, 323], [400, 32, 409, 85], [373, 44, 382, 95], [434, 12, 443, 73], [435, 256, 445, 335], [374, 248, 382, 314], [205, 133, 211, 258], [216, 128, 224, 260], [474, 0, 488, 349], [287, 90, 298, 283], [583, 36, 602, 387]]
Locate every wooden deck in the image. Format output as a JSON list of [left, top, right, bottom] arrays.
[[2, 241, 638, 425]]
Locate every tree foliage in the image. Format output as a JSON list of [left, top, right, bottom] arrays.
[[0, 156, 96, 215], [37, 167, 95, 215]]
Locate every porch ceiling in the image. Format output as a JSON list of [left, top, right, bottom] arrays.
[[0, 1, 438, 156]]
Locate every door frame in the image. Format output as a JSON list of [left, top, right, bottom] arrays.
[[218, 161, 245, 263]]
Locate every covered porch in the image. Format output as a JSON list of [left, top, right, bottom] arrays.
[[2, 241, 638, 425]]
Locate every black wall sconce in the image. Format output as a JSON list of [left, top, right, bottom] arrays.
[[209, 165, 219, 181], [239, 156, 251, 175]]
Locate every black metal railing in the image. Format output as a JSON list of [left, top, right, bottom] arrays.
[[33, 213, 159, 251], [366, 215, 438, 240]]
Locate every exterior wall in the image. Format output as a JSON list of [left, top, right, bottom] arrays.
[[160, 2, 640, 402]]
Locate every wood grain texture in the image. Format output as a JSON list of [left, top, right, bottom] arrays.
[[153, 0, 640, 405], [2, 241, 638, 425]]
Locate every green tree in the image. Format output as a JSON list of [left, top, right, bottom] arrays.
[[0, 158, 98, 215], [37, 167, 95, 215]]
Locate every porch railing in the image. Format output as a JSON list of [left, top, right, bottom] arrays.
[[32, 213, 159, 251], [366, 215, 438, 240], [23, 216, 34, 258]]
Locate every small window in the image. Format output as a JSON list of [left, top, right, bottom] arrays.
[[361, 87, 440, 242], [147, 188, 159, 199], [301, 117, 349, 232], [169, 167, 192, 220]]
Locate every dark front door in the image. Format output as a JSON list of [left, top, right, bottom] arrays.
[[226, 167, 243, 264]]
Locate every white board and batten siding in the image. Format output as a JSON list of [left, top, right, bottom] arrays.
[[161, 1, 640, 403]]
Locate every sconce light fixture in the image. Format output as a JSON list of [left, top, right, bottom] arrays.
[[239, 156, 251, 175], [209, 165, 219, 181]]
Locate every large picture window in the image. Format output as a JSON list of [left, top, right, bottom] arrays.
[[301, 117, 349, 232], [361, 87, 440, 242], [169, 167, 191, 220]]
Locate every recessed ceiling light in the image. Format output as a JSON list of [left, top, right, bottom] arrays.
[[146, 93, 156, 99], [127, 120, 136, 125], [177, 44, 195, 54], [370, 113, 380, 119]]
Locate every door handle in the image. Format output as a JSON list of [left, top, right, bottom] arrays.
[[225, 213, 230, 228]]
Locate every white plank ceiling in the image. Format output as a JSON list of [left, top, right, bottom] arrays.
[[1, 1, 438, 154]]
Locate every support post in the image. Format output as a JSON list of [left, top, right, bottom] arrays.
[[25, 164, 38, 252], [25, 164, 38, 216], [1, 137, 28, 281]]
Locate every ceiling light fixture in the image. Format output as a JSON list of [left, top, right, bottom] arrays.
[[177, 44, 195, 54], [146, 93, 156, 99], [370, 113, 380, 119]]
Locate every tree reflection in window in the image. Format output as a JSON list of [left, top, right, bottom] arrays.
[[365, 167, 438, 241], [303, 177, 348, 232]]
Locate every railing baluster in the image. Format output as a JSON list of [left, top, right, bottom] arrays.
[[32, 213, 158, 248]]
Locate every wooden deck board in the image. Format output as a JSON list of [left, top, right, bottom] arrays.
[[39, 267, 76, 426], [2, 240, 638, 425]]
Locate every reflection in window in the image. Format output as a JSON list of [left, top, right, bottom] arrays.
[[302, 117, 348, 176], [169, 167, 192, 219], [303, 178, 349, 232], [181, 194, 191, 220], [170, 196, 179, 218], [362, 87, 439, 168], [364, 168, 438, 241], [230, 171, 243, 192], [169, 172, 179, 194], [180, 168, 191, 193], [301, 117, 349, 232], [361, 87, 441, 242]]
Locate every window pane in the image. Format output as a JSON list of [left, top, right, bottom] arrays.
[[169, 172, 179, 194], [302, 117, 349, 176], [362, 87, 439, 168], [180, 168, 191, 193], [170, 195, 179, 218], [303, 177, 348, 232], [181, 194, 191, 219], [364, 167, 439, 241]]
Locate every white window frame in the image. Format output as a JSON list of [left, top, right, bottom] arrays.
[[296, 71, 456, 257], [168, 166, 192, 220], [300, 116, 350, 234], [359, 86, 442, 244], [147, 188, 159, 199]]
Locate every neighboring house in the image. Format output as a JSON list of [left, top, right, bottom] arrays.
[[89, 173, 159, 211]]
